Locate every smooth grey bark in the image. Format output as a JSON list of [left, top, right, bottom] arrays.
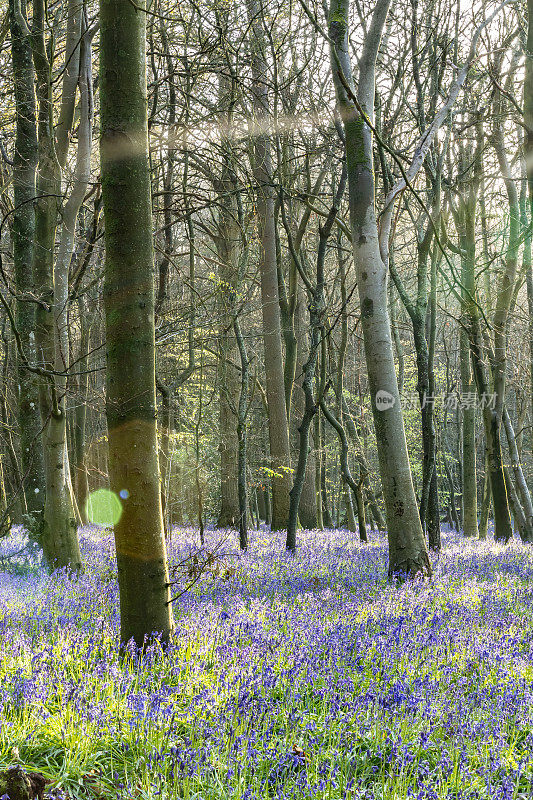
[[329, 0, 431, 576]]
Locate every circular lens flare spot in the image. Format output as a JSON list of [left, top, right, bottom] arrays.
[[119, 489, 129, 500], [86, 489, 123, 527]]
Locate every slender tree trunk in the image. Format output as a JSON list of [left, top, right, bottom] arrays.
[[31, 0, 81, 570], [459, 329, 478, 537], [389, 284, 405, 394], [314, 413, 324, 529], [216, 72, 240, 528], [246, 0, 291, 530], [504, 466, 529, 542], [234, 316, 249, 551], [291, 287, 318, 528], [100, 0, 173, 645], [74, 303, 92, 524], [479, 451, 491, 540], [503, 407, 533, 539], [321, 400, 368, 542], [413, 320, 441, 547]]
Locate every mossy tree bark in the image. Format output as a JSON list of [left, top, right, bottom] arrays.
[[8, 0, 45, 516], [100, 0, 173, 645]]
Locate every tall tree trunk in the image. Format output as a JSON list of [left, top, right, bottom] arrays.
[[31, 0, 81, 570], [9, 0, 45, 516], [100, 0, 173, 645], [215, 71, 240, 528], [246, 0, 291, 531], [329, 0, 431, 576]]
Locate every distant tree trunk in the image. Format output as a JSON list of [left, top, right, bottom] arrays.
[[503, 407, 533, 539], [9, 0, 46, 516], [504, 466, 528, 542], [321, 399, 368, 543], [31, 0, 82, 570], [291, 287, 318, 528], [100, 0, 173, 645], [479, 451, 491, 540], [329, 0, 431, 576], [314, 413, 324, 529], [156, 378, 172, 539], [389, 285, 404, 394], [459, 329, 478, 537], [234, 316, 249, 551], [452, 124, 512, 543], [387, 187, 441, 547], [216, 71, 240, 529], [74, 298, 93, 523], [286, 167, 345, 549], [0, 456, 10, 536], [246, 0, 291, 531], [257, 486, 266, 521]]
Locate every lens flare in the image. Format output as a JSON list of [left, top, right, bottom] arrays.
[[85, 489, 123, 527]]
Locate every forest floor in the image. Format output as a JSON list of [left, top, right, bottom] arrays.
[[0, 526, 532, 799]]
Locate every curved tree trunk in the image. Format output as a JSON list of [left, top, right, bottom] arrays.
[[329, 0, 431, 577]]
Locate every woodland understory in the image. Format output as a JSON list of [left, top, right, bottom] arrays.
[[0, 0, 531, 793]]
